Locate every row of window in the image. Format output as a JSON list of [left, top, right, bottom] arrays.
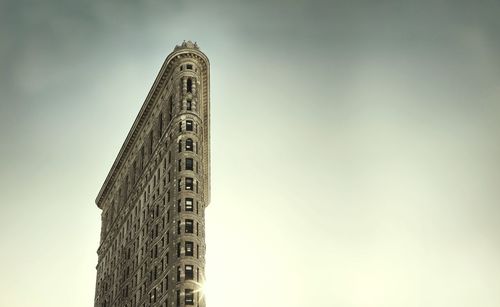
[[149, 288, 199, 307], [177, 219, 200, 235], [178, 138, 197, 153], [180, 120, 196, 132], [179, 64, 194, 71], [176, 264, 201, 282], [177, 177, 200, 193]]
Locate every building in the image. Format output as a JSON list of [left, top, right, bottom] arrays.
[[93, 41, 210, 307]]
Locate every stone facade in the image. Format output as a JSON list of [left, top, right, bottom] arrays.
[[93, 41, 210, 307]]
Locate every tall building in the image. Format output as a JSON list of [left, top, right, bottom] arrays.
[[93, 41, 210, 307]]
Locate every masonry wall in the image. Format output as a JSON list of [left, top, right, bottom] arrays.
[[93, 42, 210, 307]]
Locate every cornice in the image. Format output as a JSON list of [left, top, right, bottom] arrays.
[[95, 42, 210, 209]]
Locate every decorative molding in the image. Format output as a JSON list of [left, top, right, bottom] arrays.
[[95, 45, 210, 209]]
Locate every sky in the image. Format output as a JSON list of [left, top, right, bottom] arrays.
[[1, 0, 500, 306]]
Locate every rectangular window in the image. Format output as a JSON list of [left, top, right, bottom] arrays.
[[178, 179, 182, 192], [187, 100, 192, 111], [185, 242, 194, 256], [179, 121, 182, 132], [186, 64, 193, 70], [186, 120, 193, 131], [185, 219, 193, 233], [140, 146, 145, 169], [169, 97, 174, 120], [178, 159, 182, 171], [185, 198, 193, 211], [176, 290, 180, 307], [176, 266, 181, 281], [186, 139, 193, 151], [185, 158, 193, 171], [185, 289, 194, 305], [185, 177, 193, 190], [185, 265, 194, 280], [149, 131, 154, 155], [177, 242, 181, 257]]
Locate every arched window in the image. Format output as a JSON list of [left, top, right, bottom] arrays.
[[185, 139, 193, 151], [187, 78, 192, 93]]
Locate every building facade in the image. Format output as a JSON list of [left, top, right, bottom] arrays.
[[93, 41, 210, 307]]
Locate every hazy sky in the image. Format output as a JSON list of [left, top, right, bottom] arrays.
[[1, 0, 500, 306]]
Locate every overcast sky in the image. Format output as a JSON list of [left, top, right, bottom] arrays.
[[1, 0, 500, 306]]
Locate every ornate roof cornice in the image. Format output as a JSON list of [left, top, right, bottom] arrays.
[[174, 40, 200, 51], [95, 42, 209, 209]]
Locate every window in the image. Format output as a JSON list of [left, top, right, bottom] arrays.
[[185, 242, 194, 256], [177, 199, 181, 212], [186, 64, 193, 70], [185, 265, 194, 280], [176, 266, 181, 282], [179, 121, 182, 132], [187, 100, 192, 111], [178, 159, 182, 171], [178, 179, 181, 192], [177, 221, 181, 234], [185, 219, 193, 233], [176, 290, 180, 307], [169, 96, 174, 120], [187, 78, 192, 93], [178, 140, 182, 152], [186, 120, 193, 131], [185, 198, 193, 211], [185, 139, 193, 151], [185, 289, 194, 305], [185, 158, 193, 171], [177, 243, 181, 257], [140, 146, 145, 169], [149, 131, 154, 155], [185, 177, 193, 190]]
